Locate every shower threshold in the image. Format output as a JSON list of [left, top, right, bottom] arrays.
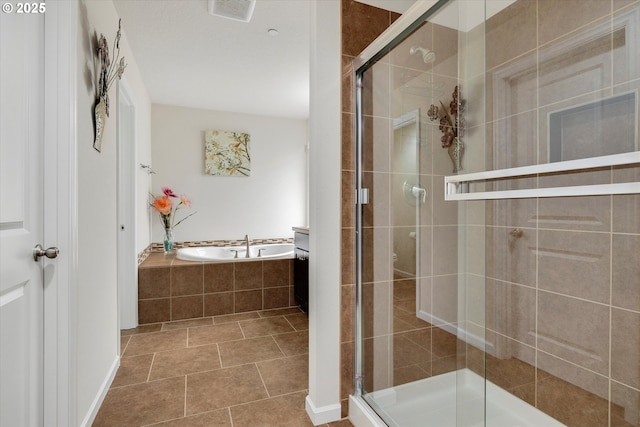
[[351, 369, 566, 427]]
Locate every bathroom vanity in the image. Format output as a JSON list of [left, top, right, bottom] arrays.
[[292, 227, 309, 313]]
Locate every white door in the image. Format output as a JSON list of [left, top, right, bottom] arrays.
[[118, 81, 138, 330], [0, 9, 46, 427]]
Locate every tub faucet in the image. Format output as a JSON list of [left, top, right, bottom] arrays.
[[244, 234, 250, 258]]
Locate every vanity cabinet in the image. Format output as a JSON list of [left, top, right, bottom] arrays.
[[293, 228, 309, 313]]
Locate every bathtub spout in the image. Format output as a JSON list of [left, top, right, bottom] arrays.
[[244, 234, 250, 258]]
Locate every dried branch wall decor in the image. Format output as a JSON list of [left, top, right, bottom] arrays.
[[93, 19, 127, 152], [427, 85, 465, 173], [205, 130, 251, 176]]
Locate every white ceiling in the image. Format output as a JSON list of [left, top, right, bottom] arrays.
[[112, 0, 418, 120], [112, 0, 310, 119]]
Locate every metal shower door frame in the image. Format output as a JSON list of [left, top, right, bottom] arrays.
[[352, 0, 452, 398]]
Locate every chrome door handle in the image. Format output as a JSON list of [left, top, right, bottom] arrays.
[[33, 244, 59, 262]]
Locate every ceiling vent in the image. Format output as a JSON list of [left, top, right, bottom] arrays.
[[208, 0, 256, 23]]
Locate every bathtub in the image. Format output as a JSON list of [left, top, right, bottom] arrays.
[[176, 243, 294, 262]]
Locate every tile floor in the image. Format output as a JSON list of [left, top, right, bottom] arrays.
[[93, 307, 353, 427]]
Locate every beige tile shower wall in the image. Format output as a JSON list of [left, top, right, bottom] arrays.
[[342, 0, 640, 424], [484, 1, 640, 425]]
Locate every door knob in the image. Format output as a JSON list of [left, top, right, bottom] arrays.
[[33, 244, 59, 262]]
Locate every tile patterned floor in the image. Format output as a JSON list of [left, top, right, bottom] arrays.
[[93, 308, 353, 427]]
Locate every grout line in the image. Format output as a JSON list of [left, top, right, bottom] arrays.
[[254, 362, 271, 399], [216, 342, 223, 368], [536, 288, 616, 309], [147, 352, 156, 383], [272, 333, 286, 356], [228, 407, 235, 427], [267, 336, 295, 359], [184, 375, 187, 417], [611, 377, 640, 393], [282, 314, 296, 330], [219, 358, 293, 371], [121, 335, 131, 356], [224, 389, 309, 413]]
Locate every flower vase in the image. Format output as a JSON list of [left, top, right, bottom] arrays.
[[163, 228, 174, 253], [448, 138, 464, 173], [93, 98, 107, 152]]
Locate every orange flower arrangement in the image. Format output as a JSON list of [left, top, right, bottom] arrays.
[[150, 187, 195, 231]]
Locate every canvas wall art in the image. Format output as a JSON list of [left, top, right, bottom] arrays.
[[204, 130, 251, 176]]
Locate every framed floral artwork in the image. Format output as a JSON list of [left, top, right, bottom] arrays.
[[204, 130, 251, 176]]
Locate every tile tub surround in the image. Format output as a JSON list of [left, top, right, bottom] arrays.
[[138, 251, 295, 324]]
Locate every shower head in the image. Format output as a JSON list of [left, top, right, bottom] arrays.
[[410, 46, 436, 64]]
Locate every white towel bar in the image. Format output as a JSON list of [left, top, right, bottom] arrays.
[[445, 152, 640, 200]]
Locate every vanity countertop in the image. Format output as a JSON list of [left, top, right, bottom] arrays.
[[292, 226, 309, 235]]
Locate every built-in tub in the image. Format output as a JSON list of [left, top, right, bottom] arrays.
[[176, 243, 294, 262]]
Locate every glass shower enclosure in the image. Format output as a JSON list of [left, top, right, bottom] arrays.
[[351, 0, 640, 426]]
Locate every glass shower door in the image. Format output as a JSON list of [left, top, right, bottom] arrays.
[[354, 1, 640, 426], [354, 1, 490, 426], [453, 1, 640, 426]]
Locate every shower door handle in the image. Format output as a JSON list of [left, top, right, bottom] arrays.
[[445, 152, 640, 201]]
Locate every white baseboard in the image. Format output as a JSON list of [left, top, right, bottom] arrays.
[[305, 395, 342, 426], [79, 355, 120, 427]]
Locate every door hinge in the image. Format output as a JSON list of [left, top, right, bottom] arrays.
[[355, 188, 369, 205]]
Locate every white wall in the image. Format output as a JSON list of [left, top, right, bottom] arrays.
[[76, 0, 150, 423], [306, 0, 342, 424], [150, 104, 308, 243]]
